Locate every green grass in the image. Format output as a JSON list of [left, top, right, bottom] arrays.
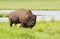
[[0, 0, 60, 2], [0, 21, 60, 39], [0, 2, 60, 10], [0, 13, 9, 17]]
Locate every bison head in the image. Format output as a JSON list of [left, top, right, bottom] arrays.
[[26, 15, 36, 28]]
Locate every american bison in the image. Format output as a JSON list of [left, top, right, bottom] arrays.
[[9, 9, 36, 28]]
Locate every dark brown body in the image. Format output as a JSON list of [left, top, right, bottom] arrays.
[[9, 9, 36, 28]]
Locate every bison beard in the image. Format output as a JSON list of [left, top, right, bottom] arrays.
[[9, 9, 36, 28]]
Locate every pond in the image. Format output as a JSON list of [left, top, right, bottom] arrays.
[[0, 10, 60, 22]]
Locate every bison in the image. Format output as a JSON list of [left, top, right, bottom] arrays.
[[9, 9, 36, 28]]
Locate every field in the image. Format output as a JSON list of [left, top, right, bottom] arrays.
[[0, 21, 60, 39], [0, 1, 60, 10], [0, 0, 60, 39], [0, 0, 60, 2], [0, 13, 9, 17]]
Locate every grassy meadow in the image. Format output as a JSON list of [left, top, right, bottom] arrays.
[[0, 1, 60, 10], [0, 13, 9, 17], [0, 21, 60, 39], [0, 0, 60, 39]]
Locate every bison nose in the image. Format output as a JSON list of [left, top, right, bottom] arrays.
[[32, 22, 35, 24], [33, 23, 35, 24], [32, 22, 35, 25]]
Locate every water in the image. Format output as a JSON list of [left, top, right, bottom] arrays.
[[0, 17, 9, 22], [32, 10, 60, 20], [0, 10, 60, 22], [0, 10, 15, 13]]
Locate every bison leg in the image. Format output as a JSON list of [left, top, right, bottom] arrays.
[[10, 22, 13, 27], [9, 19, 13, 27], [20, 23, 24, 28], [20, 23, 26, 28], [20, 25, 23, 28], [15, 23, 17, 26]]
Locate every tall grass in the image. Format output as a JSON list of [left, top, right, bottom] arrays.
[[0, 21, 60, 39]]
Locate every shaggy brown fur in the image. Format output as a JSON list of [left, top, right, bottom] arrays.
[[9, 8, 36, 28]]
